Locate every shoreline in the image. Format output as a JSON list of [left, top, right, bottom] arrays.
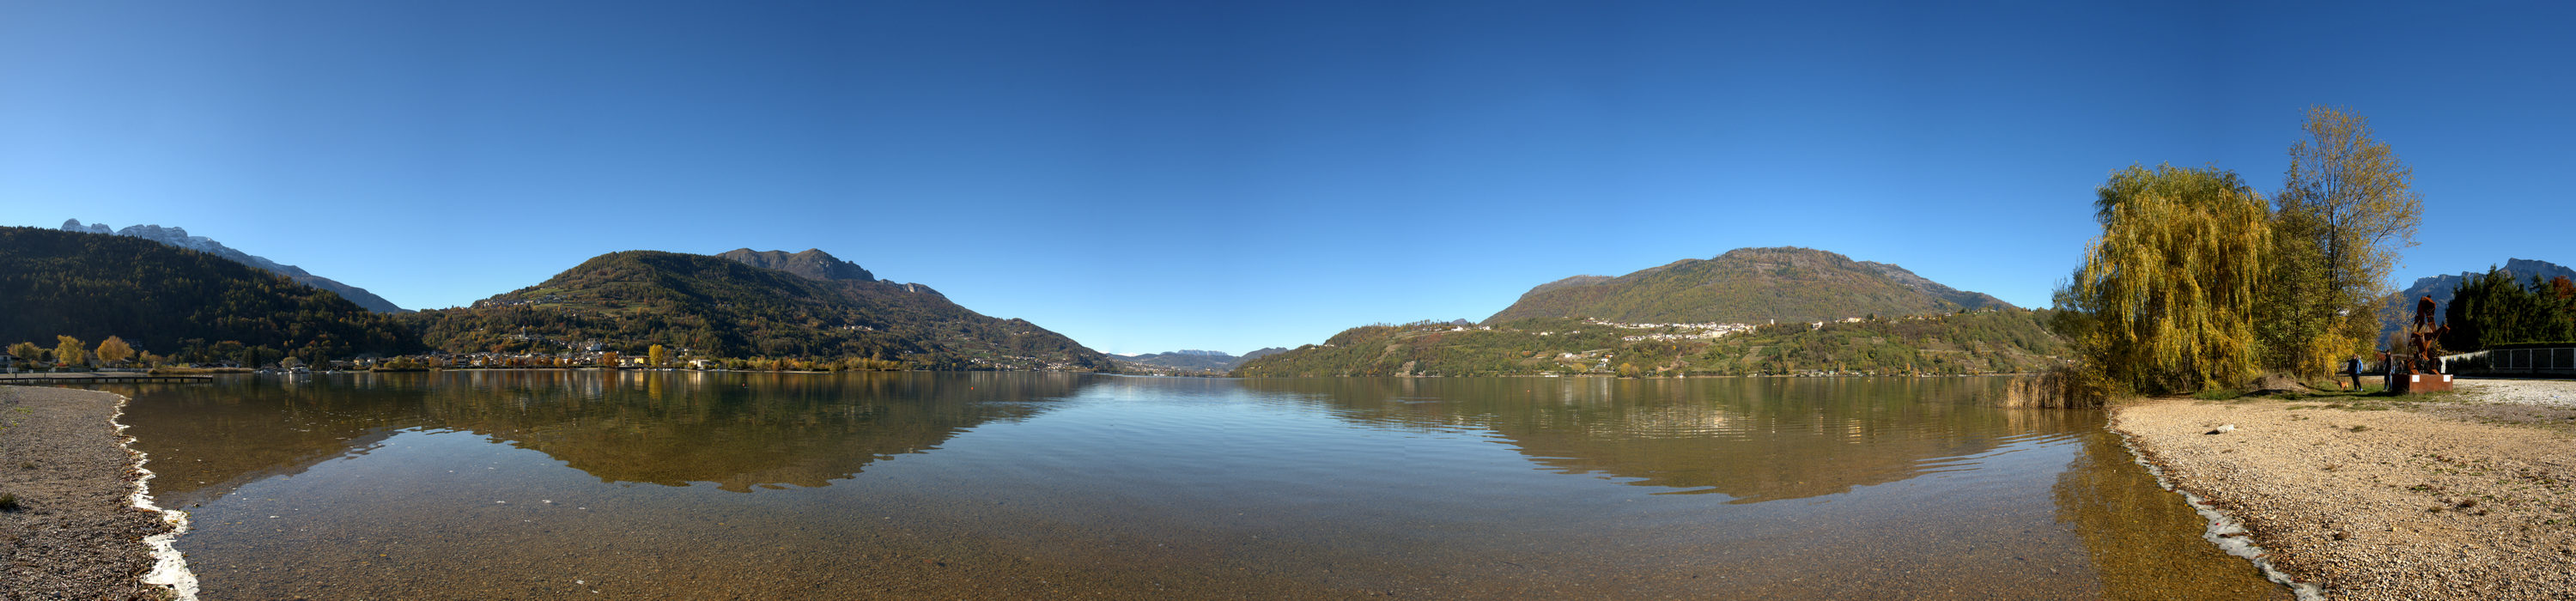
[[0, 386, 186, 599], [2109, 379, 2576, 599]]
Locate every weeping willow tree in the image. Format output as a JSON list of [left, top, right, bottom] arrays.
[[2054, 164, 2271, 396]]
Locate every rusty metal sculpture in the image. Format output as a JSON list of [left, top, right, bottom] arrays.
[[2391, 295, 2453, 393]]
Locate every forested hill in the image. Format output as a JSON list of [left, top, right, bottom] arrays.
[[1233, 309, 2064, 378], [60, 219, 410, 313], [0, 227, 421, 360], [406, 250, 1112, 371], [1485, 247, 2013, 325]]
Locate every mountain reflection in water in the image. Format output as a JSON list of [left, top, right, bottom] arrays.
[[117, 370, 1075, 506], [102, 372, 2284, 599], [1238, 376, 2088, 503]]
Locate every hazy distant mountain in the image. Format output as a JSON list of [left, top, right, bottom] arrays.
[[1114, 348, 1297, 372], [59, 219, 409, 313], [1484, 246, 2014, 325], [715, 248, 876, 282], [1115, 349, 1237, 371], [411, 249, 1109, 370], [2389, 258, 2575, 337]]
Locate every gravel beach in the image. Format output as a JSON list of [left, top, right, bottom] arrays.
[[0, 385, 177, 600], [2111, 379, 2576, 600]]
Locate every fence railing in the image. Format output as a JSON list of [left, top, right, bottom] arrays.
[[2445, 347, 2576, 375]]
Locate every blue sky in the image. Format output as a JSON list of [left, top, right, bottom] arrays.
[[4, 1, 2570, 355]]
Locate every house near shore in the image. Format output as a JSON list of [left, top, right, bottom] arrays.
[[1, 351, 14, 373]]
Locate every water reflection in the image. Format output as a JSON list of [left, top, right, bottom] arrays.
[[117, 370, 1080, 505], [100, 373, 2288, 599], [2054, 428, 2294, 600], [1239, 376, 2091, 502]]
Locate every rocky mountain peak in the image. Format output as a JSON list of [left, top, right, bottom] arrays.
[[716, 248, 877, 282]]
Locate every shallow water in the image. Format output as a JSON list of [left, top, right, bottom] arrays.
[[109, 372, 2286, 598]]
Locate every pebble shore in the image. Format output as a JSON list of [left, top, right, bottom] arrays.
[[0, 386, 179, 600], [2111, 379, 2576, 600]]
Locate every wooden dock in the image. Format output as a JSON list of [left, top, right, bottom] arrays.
[[0, 372, 217, 385]]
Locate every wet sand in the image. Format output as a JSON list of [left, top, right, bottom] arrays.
[[0, 385, 177, 600], [2111, 379, 2576, 600]]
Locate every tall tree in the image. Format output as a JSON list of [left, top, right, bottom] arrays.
[[2055, 164, 2271, 395], [54, 335, 88, 369], [94, 336, 135, 367], [2276, 106, 2422, 371]]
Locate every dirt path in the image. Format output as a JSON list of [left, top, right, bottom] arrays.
[[0, 385, 176, 600], [2111, 379, 2576, 600]]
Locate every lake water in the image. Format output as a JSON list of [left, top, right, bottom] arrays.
[[108, 372, 2286, 598]]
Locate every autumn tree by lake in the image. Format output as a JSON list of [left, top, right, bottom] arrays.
[[53, 335, 88, 369], [2054, 164, 2270, 396], [94, 336, 135, 367], [2270, 106, 2423, 376], [2057, 109, 2427, 397]]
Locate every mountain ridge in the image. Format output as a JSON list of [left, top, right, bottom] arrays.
[[1, 227, 421, 360], [59, 219, 410, 313], [1485, 247, 2014, 325], [715, 248, 878, 282], [410, 249, 1109, 371]]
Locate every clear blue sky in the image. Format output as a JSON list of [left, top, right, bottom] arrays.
[[4, 2, 2569, 355]]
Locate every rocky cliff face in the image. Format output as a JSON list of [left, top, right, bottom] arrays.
[[58, 219, 409, 313], [715, 248, 876, 282]]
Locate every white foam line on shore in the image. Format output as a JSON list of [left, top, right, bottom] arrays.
[[108, 392, 200, 601], [2111, 427, 2323, 601]]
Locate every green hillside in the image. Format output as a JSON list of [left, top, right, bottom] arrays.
[[407, 250, 1111, 371], [0, 227, 422, 361], [1235, 309, 2064, 378], [1485, 247, 2012, 325]]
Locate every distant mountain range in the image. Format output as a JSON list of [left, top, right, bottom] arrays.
[[1114, 348, 1289, 372], [59, 219, 409, 313], [409, 248, 1112, 370], [2387, 258, 2574, 337], [1485, 246, 2013, 325]]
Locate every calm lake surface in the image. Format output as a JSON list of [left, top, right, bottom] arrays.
[[110, 372, 2287, 599]]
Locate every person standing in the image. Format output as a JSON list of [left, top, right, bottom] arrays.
[[2347, 355, 2364, 391]]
